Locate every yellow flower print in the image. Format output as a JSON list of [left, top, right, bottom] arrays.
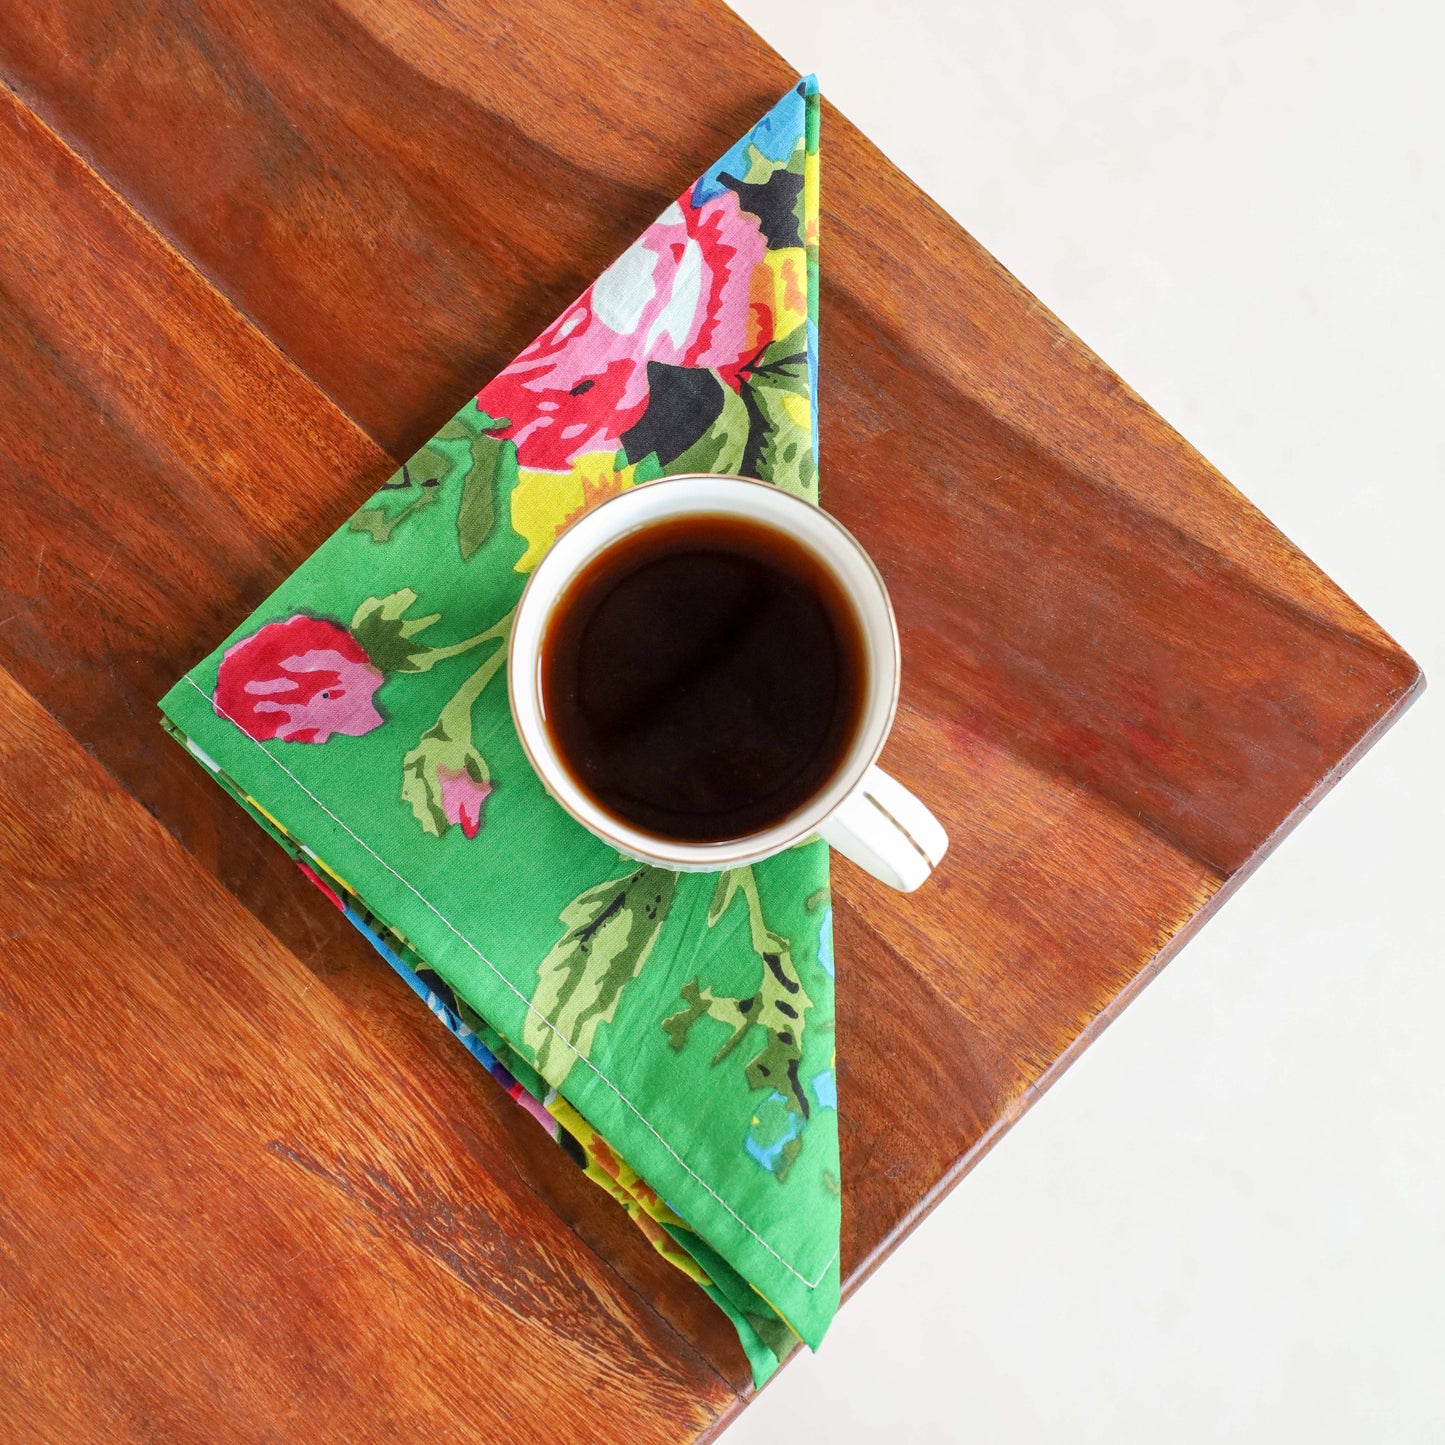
[[509, 451, 643, 573], [777, 391, 810, 429], [761, 248, 809, 340]]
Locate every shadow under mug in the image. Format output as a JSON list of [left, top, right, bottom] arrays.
[[508, 473, 947, 891]]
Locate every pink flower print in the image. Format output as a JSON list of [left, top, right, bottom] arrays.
[[435, 763, 492, 840], [213, 614, 385, 743], [479, 188, 768, 468]]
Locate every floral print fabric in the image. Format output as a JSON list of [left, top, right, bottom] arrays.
[[215, 615, 385, 743], [161, 77, 834, 1385]]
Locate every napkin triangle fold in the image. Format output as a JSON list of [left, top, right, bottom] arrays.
[[162, 75, 835, 1384]]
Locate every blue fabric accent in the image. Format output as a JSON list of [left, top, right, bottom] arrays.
[[817, 904, 835, 978], [340, 903, 504, 1075], [692, 80, 810, 207]]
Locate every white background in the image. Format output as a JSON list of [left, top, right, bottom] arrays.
[[720, 3, 1443, 1441]]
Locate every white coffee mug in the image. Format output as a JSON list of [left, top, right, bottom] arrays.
[[508, 474, 947, 891]]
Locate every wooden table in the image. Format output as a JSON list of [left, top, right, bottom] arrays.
[[0, 4, 1421, 1440]]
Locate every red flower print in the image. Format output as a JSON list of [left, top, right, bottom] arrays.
[[479, 187, 768, 468], [213, 614, 385, 743], [435, 763, 492, 839]]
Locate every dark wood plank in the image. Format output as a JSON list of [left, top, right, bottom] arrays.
[[0, 0, 1416, 871], [0, 0, 1422, 1436], [843, 85, 1420, 864], [0, 0, 781, 458], [0, 83, 754, 1394], [0, 662, 737, 1443]]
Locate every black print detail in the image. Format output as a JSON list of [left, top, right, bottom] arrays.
[[764, 951, 800, 993], [557, 1127, 590, 1172], [620, 361, 726, 466], [786, 1057, 810, 1118], [721, 167, 804, 250], [574, 890, 626, 952]]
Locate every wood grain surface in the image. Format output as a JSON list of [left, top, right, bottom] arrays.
[[0, 2, 1421, 1440], [0, 667, 734, 1442]]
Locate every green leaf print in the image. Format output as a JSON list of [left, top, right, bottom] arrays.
[[663, 867, 814, 1180], [670, 371, 750, 475], [741, 324, 815, 501], [456, 465, 497, 558], [449, 417, 518, 560], [346, 403, 512, 551], [525, 864, 678, 1087], [739, 134, 807, 185], [348, 462, 442, 542], [746, 383, 816, 500], [398, 606, 513, 839], [350, 589, 444, 674], [401, 723, 491, 839], [354, 590, 515, 678]]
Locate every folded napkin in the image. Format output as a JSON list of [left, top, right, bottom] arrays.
[[161, 76, 835, 1384]]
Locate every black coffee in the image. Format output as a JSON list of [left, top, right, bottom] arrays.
[[540, 512, 867, 843]]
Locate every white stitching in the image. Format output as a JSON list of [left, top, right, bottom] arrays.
[[184, 674, 839, 1290]]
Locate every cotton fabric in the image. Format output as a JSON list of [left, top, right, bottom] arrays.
[[161, 76, 835, 1383]]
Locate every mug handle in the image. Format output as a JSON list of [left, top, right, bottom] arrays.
[[819, 765, 948, 892]]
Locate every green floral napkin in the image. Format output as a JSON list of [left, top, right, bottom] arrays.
[[161, 77, 836, 1384]]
